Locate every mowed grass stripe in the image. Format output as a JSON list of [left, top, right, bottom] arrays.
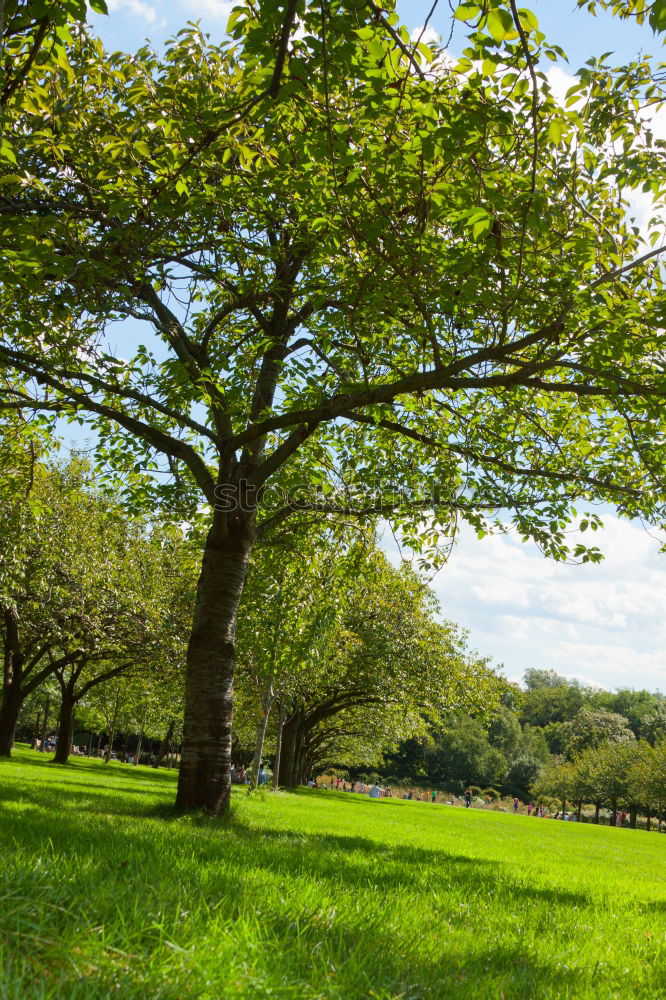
[[1, 748, 664, 999]]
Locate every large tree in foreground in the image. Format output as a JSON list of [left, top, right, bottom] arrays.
[[1, 2, 666, 811]]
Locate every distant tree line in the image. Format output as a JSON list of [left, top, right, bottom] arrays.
[[374, 669, 666, 807]]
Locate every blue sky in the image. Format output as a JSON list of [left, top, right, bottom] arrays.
[[93, 1, 662, 66], [81, 1, 666, 694]]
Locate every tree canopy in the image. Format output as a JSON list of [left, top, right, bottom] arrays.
[[1, 0, 666, 810]]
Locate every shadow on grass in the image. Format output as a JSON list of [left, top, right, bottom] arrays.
[[5, 750, 178, 782], [0, 777, 592, 908], [0, 766, 625, 1000]]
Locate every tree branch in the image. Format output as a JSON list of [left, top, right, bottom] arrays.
[[269, 0, 300, 98]]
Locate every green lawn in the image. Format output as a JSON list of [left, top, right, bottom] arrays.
[[1, 749, 664, 999]]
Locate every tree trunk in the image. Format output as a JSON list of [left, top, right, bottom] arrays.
[[40, 694, 51, 752], [134, 705, 148, 765], [576, 800, 582, 822], [594, 801, 600, 824], [278, 710, 303, 788], [0, 687, 22, 757], [250, 708, 271, 789], [272, 706, 286, 790], [153, 718, 175, 769], [0, 607, 24, 757], [629, 806, 638, 830], [646, 809, 651, 832], [104, 690, 120, 763], [611, 799, 617, 826], [53, 691, 75, 764], [176, 513, 253, 813], [295, 720, 309, 786], [86, 730, 93, 756]]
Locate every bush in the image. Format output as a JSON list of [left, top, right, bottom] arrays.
[[483, 787, 501, 801]]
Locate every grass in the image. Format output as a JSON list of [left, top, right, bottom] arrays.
[[1, 748, 665, 1000]]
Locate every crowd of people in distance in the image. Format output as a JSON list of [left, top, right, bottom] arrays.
[[307, 777, 394, 797], [305, 778, 666, 829], [30, 735, 123, 760], [231, 764, 269, 785]]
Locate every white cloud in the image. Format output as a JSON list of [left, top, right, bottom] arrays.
[[545, 65, 577, 105], [560, 672, 607, 690], [410, 25, 440, 46], [183, 0, 234, 19], [108, 0, 157, 22], [384, 513, 666, 692]]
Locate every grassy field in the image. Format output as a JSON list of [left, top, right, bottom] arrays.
[[1, 749, 665, 1000]]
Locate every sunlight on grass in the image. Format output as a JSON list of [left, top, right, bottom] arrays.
[[1, 748, 665, 999]]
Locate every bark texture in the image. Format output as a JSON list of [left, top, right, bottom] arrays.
[[0, 689, 21, 757], [175, 513, 253, 812], [53, 692, 74, 764]]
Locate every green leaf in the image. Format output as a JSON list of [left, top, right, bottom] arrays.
[[486, 8, 516, 43], [454, 4, 482, 20], [0, 139, 17, 164], [548, 119, 565, 144]]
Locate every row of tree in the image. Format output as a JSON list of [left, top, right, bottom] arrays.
[[533, 740, 666, 827], [4, 451, 666, 812], [3, 450, 503, 781], [0, 447, 192, 762]]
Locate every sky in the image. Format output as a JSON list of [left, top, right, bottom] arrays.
[[81, 1, 666, 694]]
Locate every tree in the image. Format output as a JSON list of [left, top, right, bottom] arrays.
[[0, 1, 108, 121], [563, 708, 635, 759], [426, 715, 508, 789], [0, 457, 187, 758], [50, 521, 191, 764], [503, 725, 551, 796], [570, 745, 607, 823], [578, 0, 666, 32], [634, 740, 666, 824], [587, 739, 644, 825], [531, 758, 578, 816], [639, 702, 666, 745], [266, 550, 501, 787], [523, 669, 567, 691], [2, 3, 666, 810], [588, 688, 666, 739], [0, 458, 101, 754], [520, 676, 586, 728], [235, 523, 353, 788]]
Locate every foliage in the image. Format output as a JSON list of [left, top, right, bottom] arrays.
[[531, 758, 579, 806], [520, 680, 586, 728], [628, 739, 666, 812], [532, 736, 665, 819], [2, 0, 666, 808], [425, 714, 509, 789], [562, 707, 636, 759], [0, 456, 193, 756], [242, 538, 505, 783], [578, 0, 666, 33]]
